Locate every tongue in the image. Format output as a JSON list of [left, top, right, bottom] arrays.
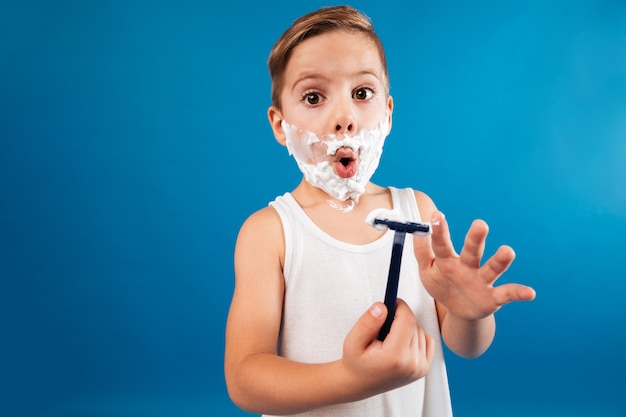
[[334, 159, 357, 178]]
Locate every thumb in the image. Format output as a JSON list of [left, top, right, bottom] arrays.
[[413, 211, 447, 269], [345, 303, 387, 351], [412, 232, 434, 272]]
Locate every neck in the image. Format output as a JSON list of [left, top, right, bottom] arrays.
[[290, 179, 393, 244], [292, 179, 389, 212]]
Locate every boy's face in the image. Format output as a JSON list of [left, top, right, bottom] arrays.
[[268, 30, 393, 209], [272, 30, 392, 139]]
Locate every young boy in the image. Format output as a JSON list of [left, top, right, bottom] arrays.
[[225, 5, 536, 416]]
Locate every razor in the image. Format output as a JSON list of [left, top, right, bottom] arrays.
[[366, 209, 433, 341]]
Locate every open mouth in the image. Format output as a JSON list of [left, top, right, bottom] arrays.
[[333, 148, 358, 178], [339, 157, 352, 167]]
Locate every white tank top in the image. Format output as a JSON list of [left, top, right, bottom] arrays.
[[267, 187, 453, 417]]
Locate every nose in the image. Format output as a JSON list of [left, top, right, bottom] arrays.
[[332, 99, 356, 135], [335, 119, 354, 134]]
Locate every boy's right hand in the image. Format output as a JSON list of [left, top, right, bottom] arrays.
[[341, 299, 434, 396]]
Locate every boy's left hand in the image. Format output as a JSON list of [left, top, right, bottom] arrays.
[[413, 211, 536, 321]]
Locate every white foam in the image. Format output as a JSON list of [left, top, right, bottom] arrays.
[[364, 208, 408, 230], [282, 116, 390, 210]]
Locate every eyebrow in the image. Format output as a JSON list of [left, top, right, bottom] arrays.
[[291, 69, 382, 93]]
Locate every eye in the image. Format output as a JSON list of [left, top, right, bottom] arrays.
[[353, 87, 374, 101], [303, 92, 322, 106]]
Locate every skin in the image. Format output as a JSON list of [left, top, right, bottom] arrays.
[[224, 30, 536, 415]]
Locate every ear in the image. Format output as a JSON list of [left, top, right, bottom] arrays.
[[268, 106, 287, 146], [386, 95, 394, 133]]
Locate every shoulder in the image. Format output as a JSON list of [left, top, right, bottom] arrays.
[[235, 205, 285, 269], [239, 204, 283, 236], [236, 205, 284, 248]]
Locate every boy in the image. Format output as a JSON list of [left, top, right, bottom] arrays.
[[225, 5, 535, 416]]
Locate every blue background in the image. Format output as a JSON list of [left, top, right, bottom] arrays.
[[1, 0, 625, 416]]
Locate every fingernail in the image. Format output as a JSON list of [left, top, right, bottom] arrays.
[[370, 304, 384, 319]]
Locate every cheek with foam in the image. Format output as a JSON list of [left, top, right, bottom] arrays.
[[283, 127, 327, 164], [281, 118, 390, 211]]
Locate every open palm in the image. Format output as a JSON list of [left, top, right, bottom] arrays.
[[413, 212, 536, 320]]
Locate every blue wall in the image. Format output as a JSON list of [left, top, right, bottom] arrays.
[[1, 0, 624, 416]]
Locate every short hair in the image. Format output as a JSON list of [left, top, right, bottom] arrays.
[[268, 5, 389, 110]]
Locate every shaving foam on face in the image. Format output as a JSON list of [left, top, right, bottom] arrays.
[[282, 116, 390, 212]]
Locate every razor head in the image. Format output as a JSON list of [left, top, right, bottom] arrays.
[[373, 218, 432, 235], [365, 208, 433, 237]]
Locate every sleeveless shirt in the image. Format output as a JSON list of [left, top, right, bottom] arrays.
[[267, 187, 453, 417]]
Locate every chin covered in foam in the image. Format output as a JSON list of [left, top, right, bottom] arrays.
[[282, 116, 390, 212]]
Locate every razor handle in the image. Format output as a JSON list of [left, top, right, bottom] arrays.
[[378, 230, 406, 341]]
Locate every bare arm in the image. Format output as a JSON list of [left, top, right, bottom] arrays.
[[413, 192, 535, 358], [435, 301, 496, 358], [225, 207, 434, 415]]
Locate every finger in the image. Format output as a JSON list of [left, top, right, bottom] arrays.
[[384, 299, 416, 349], [423, 329, 435, 365], [415, 326, 433, 359], [345, 302, 388, 351], [481, 245, 516, 283], [413, 232, 435, 271], [459, 219, 489, 268], [493, 283, 537, 306], [410, 326, 434, 374], [430, 211, 458, 259], [411, 326, 426, 365], [410, 323, 425, 352]]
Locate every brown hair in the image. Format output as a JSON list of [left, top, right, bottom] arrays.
[[268, 5, 389, 109]]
